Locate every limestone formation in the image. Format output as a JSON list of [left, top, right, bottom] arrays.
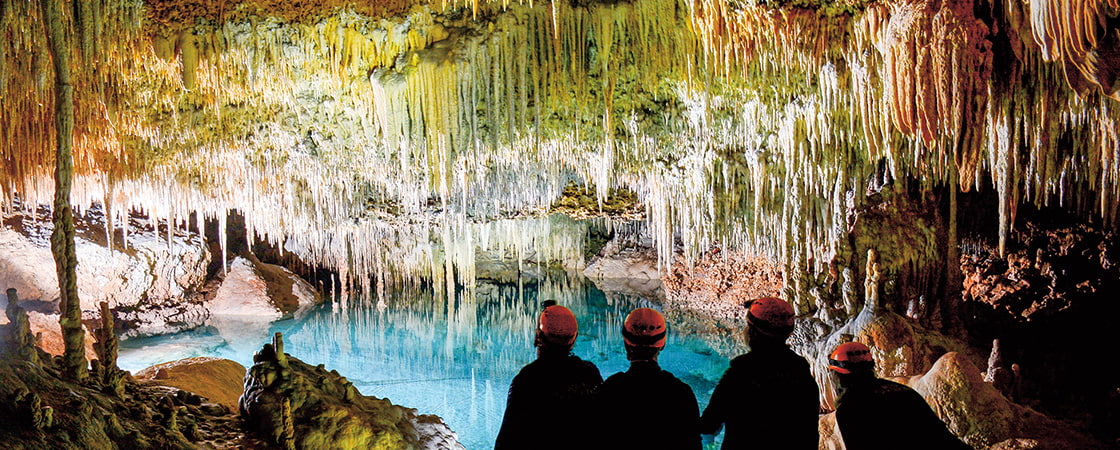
[[3, 288, 41, 364], [0, 218, 211, 339], [93, 301, 126, 396], [134, 357, 248, 413], [985, 339, 1015, 401], [584, 230, 663, 301], [905, 352, 1100, 449], [240, 332, 465, 449], [40, 0, 86, 383]]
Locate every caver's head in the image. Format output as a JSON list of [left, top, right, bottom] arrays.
[[828, 341, 876, 387], [743, 297, 795, 347], [536, 300, 578, 355], [622, 308, 667, 362]]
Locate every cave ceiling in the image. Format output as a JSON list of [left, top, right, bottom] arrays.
[[1, 0, 1119, 289]]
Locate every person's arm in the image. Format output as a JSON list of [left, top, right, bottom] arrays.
[[699, 366, 733, 435]]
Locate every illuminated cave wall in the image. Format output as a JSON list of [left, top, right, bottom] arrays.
[[2, 0, 1118, 311]]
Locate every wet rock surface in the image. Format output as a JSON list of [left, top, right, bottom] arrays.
[[134, 357, 247, 413], [240, 333, 464, 449], [1, 342, 260, 448]]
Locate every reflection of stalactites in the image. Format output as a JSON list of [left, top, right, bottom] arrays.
[[1028, 0, 1120, 98]]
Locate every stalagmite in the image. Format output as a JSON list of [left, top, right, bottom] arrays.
[[4, 289, 40, 364], [94, 301, 125, 396]]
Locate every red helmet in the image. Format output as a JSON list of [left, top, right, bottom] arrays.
[[828, 342, 874, 374], [746, 297, 795, 338], [538, 304, 578, 346], [622, 308, 667, 348]]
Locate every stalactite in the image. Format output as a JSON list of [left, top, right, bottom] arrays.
[[1029, 0, 1120, 98]]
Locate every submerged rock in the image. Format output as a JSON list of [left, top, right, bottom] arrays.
[[240, 333, 464, 449]]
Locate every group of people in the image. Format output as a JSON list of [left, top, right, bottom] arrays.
[[494, 297, 971, 449]]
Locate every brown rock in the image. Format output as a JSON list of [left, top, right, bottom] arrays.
[[818, 412, 844, 450], [134, 357, 247, 412]]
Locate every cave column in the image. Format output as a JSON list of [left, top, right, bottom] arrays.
[[944, 166, 962, 333], [41, 0, 86, 381]]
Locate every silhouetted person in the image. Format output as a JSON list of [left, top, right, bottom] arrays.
[[598, 308, 701, 450], [828, 342, 972, 450], [495, 301, 602, 450], [700, 297, 820, 449]]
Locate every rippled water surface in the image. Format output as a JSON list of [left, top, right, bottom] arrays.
[[119, 276, 731, 448]]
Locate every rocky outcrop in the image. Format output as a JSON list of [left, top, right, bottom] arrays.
[[0, 213, 211, 339], [903, 352, 1101, 449], [2, 212, 323, 357], [584, 231, 663, 301], [208, 256, 320, 357], [134, 357, 247, 413], [240, 333, 464, 449], [960, 216, 1119, 442], [1, 313, 261, 449], [663, 249, 783, 321], [817, 352, 1105, 449]]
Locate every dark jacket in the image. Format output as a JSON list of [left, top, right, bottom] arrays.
[[494, 352, 602, 450], [835, 377, 973, 450], [700, 345, 820, 449], [597, 360, 702, 450]]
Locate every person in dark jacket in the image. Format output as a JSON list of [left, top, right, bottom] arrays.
[[495, 301, 602, 450], [828, 342, 973, 450], [700, 297, 820, 449], [598, 308, 701, 450]]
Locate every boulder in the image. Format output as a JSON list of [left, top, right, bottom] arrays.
[[208, 257, 320, 356], [134, 357, 247, 412]]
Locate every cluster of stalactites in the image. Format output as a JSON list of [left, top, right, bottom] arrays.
[[858, 1, 993, 189], [683, 0, 1120, 316], [0, 0, 149, 197], [3, 0, 1120, 306], [1026, 0, 1120, 99]]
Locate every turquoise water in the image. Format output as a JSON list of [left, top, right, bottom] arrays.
[[118, 277, 731, 448]]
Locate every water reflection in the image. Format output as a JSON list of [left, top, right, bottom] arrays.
[[119, 274, 730, 448]]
